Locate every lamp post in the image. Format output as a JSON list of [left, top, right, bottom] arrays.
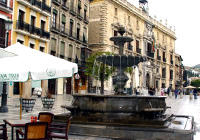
[[0, 19, 13, 113]]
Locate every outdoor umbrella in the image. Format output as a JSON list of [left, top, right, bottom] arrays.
[[185, 86, 196, 89], [0, 43, 78, 119]]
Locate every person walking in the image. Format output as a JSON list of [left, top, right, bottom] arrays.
[[193, 88, 197, 99], [189, 89, 193, 100], [174, 88, 179, 99], [167, 87, 171, 97]]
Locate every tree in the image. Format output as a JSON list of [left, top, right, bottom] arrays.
[[85, 52, 115, 94], [191, 80, 200, 87]]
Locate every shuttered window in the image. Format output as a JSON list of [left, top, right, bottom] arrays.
[[60, 41, 65, 56]]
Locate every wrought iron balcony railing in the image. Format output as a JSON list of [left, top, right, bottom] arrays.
[[52, 0, 61, 5], [77, 10, 83, 20], [157, 56, 161, 60], [83, 15, 89, 24], [70, 5, 76, 16], [136, 48, 141, 54], [61, 2, 69, 11], [16, 20, 50, 39], [146, 51, 154, 58], [51, 22, 60, 33]]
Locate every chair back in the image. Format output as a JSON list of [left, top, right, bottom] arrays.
[[38, 112, 54, 125], [24, 122, 48, 139], [66, 117, 73, 133]]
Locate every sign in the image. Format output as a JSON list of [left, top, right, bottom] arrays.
[[0, 74, 19, 81], [75, 74, 80, 79]]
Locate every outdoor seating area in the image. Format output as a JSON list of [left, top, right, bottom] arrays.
[[3, 112, 72, 140]]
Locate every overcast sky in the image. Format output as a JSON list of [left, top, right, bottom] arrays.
[[127, 0, 200, 67]]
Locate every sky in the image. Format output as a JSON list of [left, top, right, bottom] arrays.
[[127, 0, 200, 67]]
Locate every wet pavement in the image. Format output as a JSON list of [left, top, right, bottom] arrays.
[[0, 94, 199, 140]]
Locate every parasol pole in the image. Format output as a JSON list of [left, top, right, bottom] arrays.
[[19, 82, 22, 120]]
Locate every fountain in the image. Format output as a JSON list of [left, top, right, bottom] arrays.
[[55, 26, 194, 140]]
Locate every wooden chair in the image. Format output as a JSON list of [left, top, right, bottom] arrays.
[[0, 124, 7, 140], [38, 112, 54, 125], [16, 121, 48, 140], [48, 116, 73, 140]]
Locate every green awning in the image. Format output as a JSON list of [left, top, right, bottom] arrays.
[[62, 15, 66, 23]]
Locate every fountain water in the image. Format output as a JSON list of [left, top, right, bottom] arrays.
[[57, 26, 194, 140]]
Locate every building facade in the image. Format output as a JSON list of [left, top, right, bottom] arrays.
[[9, 0, 51, 97], [49, 0, 91, 95], [0, 0, 13, 95], [89, 0, 182, 92]]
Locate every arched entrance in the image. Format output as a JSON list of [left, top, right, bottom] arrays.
[[146, 73, 150, 88]]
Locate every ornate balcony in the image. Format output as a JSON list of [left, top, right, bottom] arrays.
[[51, 22, 60, 34], [77, 10, 83, 20], [52, 0, 61, 6], [69, 31, 77, 40], [70, 5, 76, 16], [146, 51, 154, 58], [16, 20, 50, 39], [157, 56, 161, 60], [62, 2, 69, 11], [60, 27, 69, 37]]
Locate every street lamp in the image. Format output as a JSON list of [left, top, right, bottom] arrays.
[[0, 19, 13, 113]]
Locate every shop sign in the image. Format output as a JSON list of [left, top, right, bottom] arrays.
[[75, 74, 80, 79]]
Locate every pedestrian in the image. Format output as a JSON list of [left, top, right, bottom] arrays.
[[167, 87, 171, 96], [193, 88, 197, 99], [161, 88, 164, 96], [149, 86, 154, 96], [164, 87, 168, 96], [136, 86, 140, 95], [189, 89, 193, 100], [174, 88, 179, 99]]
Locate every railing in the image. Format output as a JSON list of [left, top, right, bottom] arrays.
[[51, 23, 60, 32], [70, 5, 76, 15], [62, 2, 69, 11], [136, 48, 141, 53], [163, 58, 166, 62], [146, 51, 154, 58], [60, 26, 69, 36], [0, 0, 13, 10], [76, 34, 83, 42], [41, 3, 51, 13], [52, 0, 61, 5], [69, 31, 77, 40], [157, 56, 161, 60], [23, 0, 51, 14], [16, 20, 50, 39], [83, 15, 89, 24]]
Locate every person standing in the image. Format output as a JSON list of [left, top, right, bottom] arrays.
[[136, 86, 140, 95], [174, 88, 179, 99], [189, 89, 193, 100], [193, 88, 197, 99]]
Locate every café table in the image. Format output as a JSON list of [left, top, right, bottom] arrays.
[[4, 119, 33, 140]]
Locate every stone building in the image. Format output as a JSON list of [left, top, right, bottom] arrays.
[[50, 0, 91, 95], [89, 0, 183, 92]]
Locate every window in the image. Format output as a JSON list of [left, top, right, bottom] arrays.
[[77, 23, 80, 40], [39, 46, 45, 52], [114, 30, 118, 45], [42, 0, 46, 4], [84, 5, 87, 20], [115, 8, 117, 16], [30, 43, 35, 49], [128, 16, 130, 24], [52, 9, 57, 28], [60, 41, 65, 58], [70, 19, 73, 37], [170, 70, 173, 80], [51, 38, 56, 52], [31, 16, 36, 26], [18, 10, 25, 22], [83, 27, 87, 43], [78, 0, 81, 15], [17, 39, 24, 44], [162, 68, 166, 78], [147, 43, 152, 52], [62, 0, 67, 6], [157, 49, 159, 57], [136, 40, 139, 49], [136, 20, 139, 29], [76, 47, 81, 60], [61, 14, 66, 32], [0, 19, 5, 47], [157, 32, 159, 40], [41, 20, 45, 30], [68, 44, 73, 58]]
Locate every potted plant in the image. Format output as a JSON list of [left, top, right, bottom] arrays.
[[21, 95, 36, 112], [41, 89, 55, 109]]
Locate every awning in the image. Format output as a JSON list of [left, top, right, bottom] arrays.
[[0, 14, 8, 20]]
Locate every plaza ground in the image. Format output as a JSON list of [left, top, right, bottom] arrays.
[[0, 94, 199, 140]]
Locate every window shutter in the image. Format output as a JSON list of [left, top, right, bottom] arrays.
[[60, 42, 65, 56], [62, 15, 66, 23], [51, 38, 56, 51], [53, 9, 57, 14]]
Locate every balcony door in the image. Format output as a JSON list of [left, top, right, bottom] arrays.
[[0, 19, 5, 48]]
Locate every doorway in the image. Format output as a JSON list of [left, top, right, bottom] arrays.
[[66, 77, 72, 94], [48, 79, 56, 95], [146, 73, 150, 88]]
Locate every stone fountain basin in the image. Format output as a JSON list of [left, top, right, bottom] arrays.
[[71, 94, 167, 114], [96, 55, 146, 67]]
